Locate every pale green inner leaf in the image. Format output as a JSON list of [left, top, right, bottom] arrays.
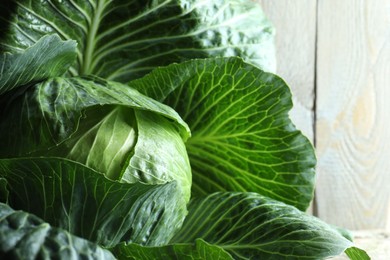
[[123, 109, 192, 202], [47, 105, 137, 181]]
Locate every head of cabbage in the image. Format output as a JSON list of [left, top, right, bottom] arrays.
[[0, 76, 192, 202]]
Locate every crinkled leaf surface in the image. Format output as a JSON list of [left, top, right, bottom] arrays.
[[0, 158, 187, 247], [0, 0, 275, 81], [0, 203, 115, 260], [129, 57, 315, 211], [171, 192, 357, 260], [0, 76, 189, 148], [0, 34, 76, 95], [121, 109, 191, 197], [45, 105, 138, 181], [113, 239, 232, 260], [0, 76, 191, 201]]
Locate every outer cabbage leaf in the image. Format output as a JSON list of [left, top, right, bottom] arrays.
[[0, 34, 76, 95], [0, 203, 115, 260], [0, 178, 8, 203], [0, 0, 275, 81], [129, 57, 315, 211], [0, 76, 191, 202], [113, 239, 232, 260], [0, 157, 187, 247], [332, 225, 354, 242], [170, 192, 362, 260]]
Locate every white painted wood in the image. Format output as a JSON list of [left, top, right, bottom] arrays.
[[316, 0, 390, 229], [259, 0, 317, 142], [332, 230, 390, 259], [258, 0, 317, 214]]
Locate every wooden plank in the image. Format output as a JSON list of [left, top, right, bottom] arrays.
[[258, 0, 317, 142], [258, 0, 317, 214], [316, 0, 390, 229]]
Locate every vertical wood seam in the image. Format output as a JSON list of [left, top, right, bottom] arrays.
[[312, 0, 320, 217]]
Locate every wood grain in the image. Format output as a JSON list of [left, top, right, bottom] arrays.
[[258, 0, 317, 142], [316, 0, 390, 229]]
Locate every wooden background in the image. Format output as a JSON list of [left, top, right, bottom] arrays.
[[258, 0, 390, 258], [258, 0, 390, 230], [258, 0, 390, 259]]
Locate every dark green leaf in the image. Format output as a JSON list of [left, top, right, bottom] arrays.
[[129, 57, 315, 210], [0, 34, 76, 95], [0, 178, 8, 203], [171, 192, 355, 260], [0, 0, 275, 81], [113, 239, 232, 260], [0, 157, 187, 247], [0, 202, 115, 260]]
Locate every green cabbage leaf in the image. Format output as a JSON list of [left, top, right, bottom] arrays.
[[0, 157, 187, 247], [0, 0, 275, 81], [0, 202, 116, 259], [129, 57, 315, 211], [0, 0, 370, 259], [171, 192, 358, 259], [0, 34, 76, 95]]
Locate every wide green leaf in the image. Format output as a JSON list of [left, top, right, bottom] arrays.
[[0, 34, 76, 95], [0, 0, 275, 81], [129, 57, 315, 211], [113, 239, 232, 260], [0, 76, 192, 201], [0, 202, 115, 260], [171, 192, 358, 260], [0, 157, 187, 247]]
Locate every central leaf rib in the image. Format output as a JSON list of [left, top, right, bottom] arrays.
[[82, 0, 107, 75]]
